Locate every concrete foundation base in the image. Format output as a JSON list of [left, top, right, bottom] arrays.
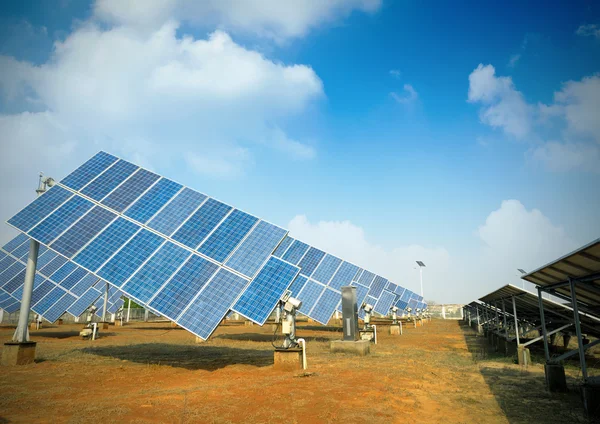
[[582, 383, 600, 417], [544, 363, 567, 392], [330, 340, 370, 356], [57, 319, 63, 325], [195, 336, 206, 344], [101, 322, 109, 330], [1, 342, 36, 366], [114, 320, 123, 327], [517, 346, 530, 366], [359, 329, 375, 342], [244, 321, 254, 327], [273, 348, 303, 371], [389, 324, 401, 335]]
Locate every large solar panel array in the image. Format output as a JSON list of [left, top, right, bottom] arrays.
[[6, 152, 297, 340], [273, 236, 427, 324], [0, 233, 122, 322], [4, 151, 426, 337]]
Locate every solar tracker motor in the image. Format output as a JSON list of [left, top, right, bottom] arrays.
[[79, 306, 99, 340], [281, 296, 302, 349], [390, 306, 399, 324], [362, 303, 374, 330]]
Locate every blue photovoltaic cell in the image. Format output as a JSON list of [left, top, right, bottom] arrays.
[[233, 257, 299, 325], [400, 290, 412, 303], [353, 268, 364, 282], [12, 240, 31, 260], [178, 269, 248, 340], [0, 263, 25, 289], [310, 288, 340, 324], [297, 247, 325, 277], [150, 255, 219, 320], [328, 262, 359, 291], [123, 242, 190, 303], [374, 290, 396, 315], [49, 262, 77, 284], [0, 255, 16, 272], [8, 186, 72, 232], [415, 294, 424, 302], [80, 159, 139, 201], [74, 218, 140, 272], [226, 221, 287, 277], [59, 267, 88, 291], [51, 206, 116, 258], [358, 270, 376, 286], [30, 280, 55, 306], [198, 209, 258, 262], [102, 168, 160, 212], [172, 198, 232, 249], [61, 151, 119, 191], [297, 280, 325, 315], [272, 237, 293, 258], [395, 298, 408, 310], [35, 250, 58, 271], [352, 283, 370, 307], [43, 293, 76, 322], [386, 282, 398, 293], [28, 196, 94, 245], [147, 188, 207, 237], [97, 229, 164, 286], [311, 255, 341, 285], [3, 300, 20, 313], [39, 255, 68, 278], [0, 292, 18, 310], [108, 299, 124, 314], [67, 287, 101, 316], [288, 275, 308, 297], [124, 178, 182, 224], [33, 286, 67, 314], [368, 275, 388, 298], [393, 285, 406, 297], [408, 298, 418, 312], [282, 240, 310, 265], [2, 233, 28, 253], [3, 268, 26, 293], [109, 289, 123, 304], [70, 274, 99, 297]]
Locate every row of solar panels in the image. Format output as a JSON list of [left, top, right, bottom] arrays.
[[4, 151, 425, 340], [0, 234, 124, 321]]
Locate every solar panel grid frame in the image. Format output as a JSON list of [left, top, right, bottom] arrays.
[[123, 178, 183, 224], [309, 287, 341, 325], [281, 240, 310, 265], [101, 168, 161, 213], [297, 247, 326, 278], [311, 254, 342, 285], [80, 159, 139, 202], [2, 233, 28, 253], [60, 151, 119, 191], [296, 279, 326, 317], [171, 198, 233, 250], [373, 290, 397, 316], [272, 236, 294, 258]]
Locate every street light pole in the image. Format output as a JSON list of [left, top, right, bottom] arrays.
[[416, 261, 426, 298]]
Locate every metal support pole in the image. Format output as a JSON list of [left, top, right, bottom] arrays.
[[102, 281, 109, 322], [494, 301, 499, 333], [126, 298, 131, 322], [501, 299, 508, 340], [512, 296, 520, 346], [568, 278, 588, 380], [537, 287, 551, 362], [12, 239, 40, 342], [419, 266, 423, 297], [476, 307, 480, 326]]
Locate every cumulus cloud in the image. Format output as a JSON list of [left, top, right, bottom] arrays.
[[508, 53, 521, 68], [94, 0, 381, 41], [576, 24, 600, 39], [390, 84, 418, 104], [468, 65, 600, 172], [285, 199, 582, 303]]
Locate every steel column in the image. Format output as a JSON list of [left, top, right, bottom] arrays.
[[502, 299, 508, 340], [102, 281, 109, 322], [537, 287, 551, 362], [568, 278, 588, 380], [12, 239, 40, 342], [512, 296, 520, 346]]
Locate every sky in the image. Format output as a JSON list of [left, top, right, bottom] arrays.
[[0, 0, 599, 304]]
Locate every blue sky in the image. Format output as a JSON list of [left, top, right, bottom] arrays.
[[1, 0, 599, 303]]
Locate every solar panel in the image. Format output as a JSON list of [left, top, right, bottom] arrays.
[[310, 287, 340, 325], [43, 293, 76, 322], [101, 168, 160, 212], [2, 233, 28, 253], [272, 236, 293, 258], [232, 257, 299, 325], [149, 255, 219, 320], [30, 280, 55, 305], [358, 270, 376, 286], [80, 159, 139, 201], [28, 196, 94, 245], [374, 290, 396, 316], [297, 280, 325, 316], [177, 269, 248, 340], [297, 247, 325, 277], [0, 263, 25, 290], [147, 188, 207, 237], [197, 209, 258, 262], [8, 185, 73, 232], [67, 287, 102, 317], [3, 268, 26, 293], [59, 267, 88, 291], [39, 255, 68, 278], [288, 275, 308, 297], [369, 275, 388, 298], [35, 250, 58, 270], [11, 240, 31, 259], [225, 221, 287, 278], [49, 261, 78, 284], [61, 151, 119, 191], [124, 178, 182, 224], [172, 198, 232, 249], [282, 240, 310, 265], [328, 262, 359, 291], [50, 206, 117, 257], [33, 286, 68, 314], [311, 254, 342, 285]]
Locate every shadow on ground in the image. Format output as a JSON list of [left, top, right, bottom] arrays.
[[215, 332, 332, 343], [458, 321, 590, 423], [29, 330, 118, 339], [78, 343, 273, 371]]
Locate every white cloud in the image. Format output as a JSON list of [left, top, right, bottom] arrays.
[[287, 215, 451, 300], [285, 199, 581, 303], [94, 0, 381, 41], [468, 65, 600, 172], [576, 24, 600, 39], [468, 64, 532, 138], [389, 69, 401, 79], [508, 53, 521, 68], [390, 84, 418, 104]]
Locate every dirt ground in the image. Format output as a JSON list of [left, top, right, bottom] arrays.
[[0, 319, 596, 423]]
